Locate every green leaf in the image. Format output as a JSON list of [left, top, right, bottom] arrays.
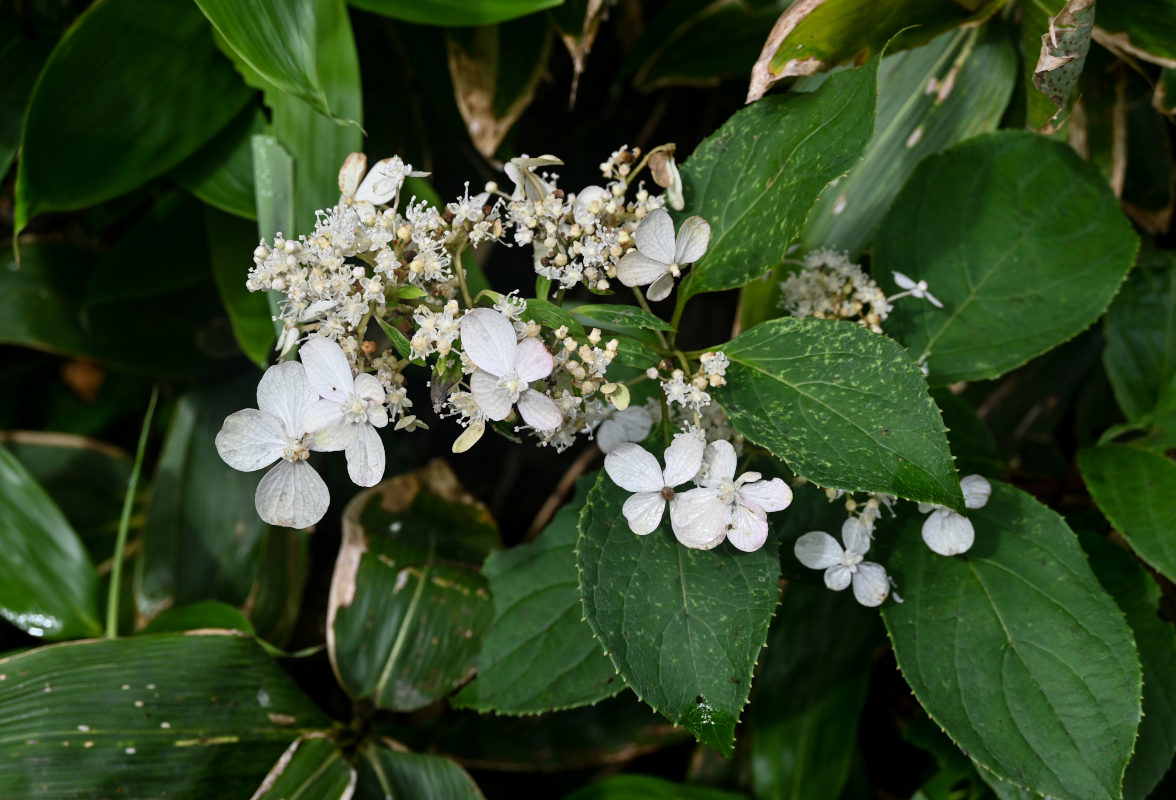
[[1096, 0, 1176, 67], [576, 471, 781, 756], [572, 304, 675, 332], [0, 445, 101, 639], [453, 476, 622, 714], [714, 317, 963, 509], [205, 207, 276, 368], [679, 53, 878, 301], [348, 0, 563, 26], [252, 133, 297, 240], [0, 31, 53, 179], [564, 774, 747, 800], [882, 481, 1142, 800], [1023, 0, 1094, 133], [329, 462, 497, 711], [141, 601, 256, 635], [1080, 444, 1176, 584], [1081, 532, 1176, 800], [875, 131, 1139, 385], [253, 735, 356, 800], [0, 632, 332, 798], [1104, 251, 1176, 421], [173, 104, 264, 221], [518, 297, 585, 336], [355, 742, 484, 799], [14, 0, 252, 231]]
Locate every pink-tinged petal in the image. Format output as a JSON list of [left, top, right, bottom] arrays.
[[622, 492, 665, 535], [739, 477, 792, 513], [852, 563, 890, 607], [353, 372, 386, 405], [646, 271, 675, 302], [794, 531, 844, 570], [727, 502, 769, 552], [662, 431, 706, 487], [604, 443, 664, 493], [841, 517, 871, 556], [513, 337, 554, 382], [616, 251, 669, 288], [300, 336, 355, 403], [470, 369, 512, 421], [215, 409, 285, 472], [921, 509, 975, 556], [256, 361, 318, 434], [345, 425, 385, 487], [517, 389, 563, 430], [460, 308, 517, 376], [338, 152, 366, 196], [355, 157, 397, 204], [825, 565, 852, 591], [633, 208, 676, 263], [700, 439, 737, 486], [669, 487, 728, 549], [309, 416, 356, 453], [674, 216, 711, 264], [961, 474, 992, 509], [255, 460, 329, 529]]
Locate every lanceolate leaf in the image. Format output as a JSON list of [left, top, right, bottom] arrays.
[[576, 472, 781, 756], [0, 31, 53, 180], [714, 317, 964, 510], [252, 734, 357, 800], [678, 52, 879, 300], [1096, 1, 1176, 68], [205, 207, 277, 369], [876, 131, 1139, 385], [564, 775, 747, 800], [173, 104, 265, 221], [883, 482, 1142, 800], [1103, 250, 1176, 421], [348, 0, 563, 27], [355, 742, 484, 799]]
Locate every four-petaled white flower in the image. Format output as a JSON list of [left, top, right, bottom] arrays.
[[794, 518, 890, 607], [918, 474, 992, 556], [891, 271, 943, 308], [617, 208, 710, 301], [594, 403, 656, 454], [299, 336, 388, 487], [338, 152, 428, 207], [604, 432, 706, 535], [671, 440, 793, 551], [215, 362, 331, 529]]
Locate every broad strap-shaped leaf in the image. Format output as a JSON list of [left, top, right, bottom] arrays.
[[1080, 444, 1176, 584], [1103, 250, 1176, 421], [875, 131, 1139, 386], [173, 104, 264, 221], [714, 317, 963, 510], [576, 472, 781, 756], [141, 601, 256, 635], [14, 0, 251, 231], [883, 481, 1142, 800], [329, 462, 497, 711], [453, 477, 622, 714], [0, 29, 53, 179], [564, 774, 747, 800], [0, 632, 332, 799], [0, 445, 101, 639], [251, 734, 356, 800], [205, 207, 277, 369], [348, 0, 562, 26], [1096, 1, 1176, 68], [678, 51, 879, 300], [355, 742, 483, 799]]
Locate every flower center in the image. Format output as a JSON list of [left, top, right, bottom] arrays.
[[716, 479, 738, 505], [342, 392, 370, 424], [281, 435, 311, 462], [841, 550, 863, 571], [668, 262, 681, 277], [496, 370, 524, 402]]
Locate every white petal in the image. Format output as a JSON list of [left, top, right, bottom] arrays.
[[470, 370, 513, 421], [917, 502, 936, 514], [345, 424, 385, 487], [727, 502, 769, 552], [824, 565, 852, 591], [616, 251, 669, 288], [622, 492, 665, 535], [452, 420, 485, 453], [841, 516, 871, 556], [669, 488, 728, 549], [353, 372, 386, 405], [215, 409, 285, 472], [922, 509, 975, 556], [794, 531, 844, 570], [700, 440, 737, 487], [739, 478, 792, 513], [255, 460, 329, 529], [893, 271, 917, 290], [513, 337, 554, 383], [595, 420, 626, 454], [634, 208, 676, 263], [460, 308, 517, 376], [961, 474, 992, 509], [517, 389, 562, 431], [256, 361, 318, 435], [338, 152, 366, 196], [604, 443, 663, 493], [366, 404, 389, 428], [662, 430, 706, 487], [924, 290, 944, 308], [307, 407, 356, 454], [572, 185, 609, 227], [852, 563, 890, 607], [646, 271, 675, 302], [303, 398, 346, 438], [355, 157, 398, 204], [300, 336, 355, 403], [674, 216, 711, 264], [615, 405, 654, 439]]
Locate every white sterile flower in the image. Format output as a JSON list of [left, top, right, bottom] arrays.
[[891, 271, 944, 308], [918, 475, 992, 556], [617, 208, 710, 302], [460, 308, 562, 434], [505, 154, 564, 200], [573, 185, 611, 227], [604, 431, 706, 535], [594, 403, 656, 453], [794, 518, 890, 607], [215, 362, 330, 529], [670, 440, 792, 552], [299, 336, 388, 488]]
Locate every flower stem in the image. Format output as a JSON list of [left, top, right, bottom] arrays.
[[630, 287, 669, 350]]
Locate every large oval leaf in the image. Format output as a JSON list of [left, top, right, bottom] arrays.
[[714, 316, 963, 510], [576, 471, 781, 756], [1103, 250, 1176, 421], [883, 481, 1142, 800], [875, 131, 1139, 386], [348, 0, 563, 26]]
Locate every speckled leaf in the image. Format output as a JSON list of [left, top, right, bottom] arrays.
[[0, 632, 332, 799], [1103, 251, 1176, 421], [1080, 444, 1176, 584], [883, 482, 1142, 800], [329, 462, 497, 712], [564, 775, 747, 800], [453, 477, 622, 714], [251, 734, 356, 800], [677, 52, 879, 300], [714, 317, 963, 510], [355, 742, 483, 799], [572, 304, 675, 332], [576, 471, 781, 756], [1029, 0, 1094, 133], [876, 131, 1139, 385], [1096, 0, 1176, 67]]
